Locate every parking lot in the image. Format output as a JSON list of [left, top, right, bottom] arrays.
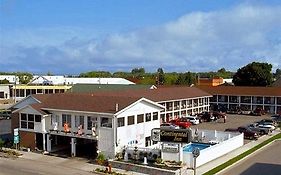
[[190, 114, 272, 132]]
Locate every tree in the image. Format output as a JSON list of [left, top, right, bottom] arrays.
[[274, 68, 281, 79], [131, 68, 145, 78], [176, 72, 195, 85], [233, 62, 273, 86], [0, 79, 9, 84], [156, 68, 165, 85]]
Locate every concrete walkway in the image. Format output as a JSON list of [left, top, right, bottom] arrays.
[[17, 151, 146, 175], [190, 129, 281, 175]]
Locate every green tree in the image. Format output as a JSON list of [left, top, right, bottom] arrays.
[[131, 68, 145, 78], [0, 79, 9, 84], [176, 72, 195, 85], [274, 68, 281, 79], [233, 62, 273, 86], [17, 72, 33, 84], [79, 71, 112, 77], [156, 68, 165, 85]]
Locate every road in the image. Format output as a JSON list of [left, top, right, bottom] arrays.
[[220, 140, 281, 175], [0, 157, 97, 175]]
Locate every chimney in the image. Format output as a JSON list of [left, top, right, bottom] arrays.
[[115, 103, 119, 112]]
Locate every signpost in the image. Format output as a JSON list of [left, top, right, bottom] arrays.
[[192, 148, 200, 175], [13, 128, 19, 149]]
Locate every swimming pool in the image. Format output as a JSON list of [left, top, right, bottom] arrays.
[[183, 143, 211, 152]]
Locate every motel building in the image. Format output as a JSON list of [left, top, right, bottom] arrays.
[[10, 87, 211, 159], [198, 86, 281, 114]]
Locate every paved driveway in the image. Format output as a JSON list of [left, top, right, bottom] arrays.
[[219, 140, 281, 175], [190, 114, 272, 131]]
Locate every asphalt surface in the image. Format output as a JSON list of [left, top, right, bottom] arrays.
[[220, 140, 281, 175], [0, 157, 97, 175], [190, 114, 272, 132]]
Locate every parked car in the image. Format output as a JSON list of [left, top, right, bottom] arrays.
[[197, 112, 215, 122], [247, 123, 271, 135], [186, 116, 200, 125], [212, 111, 227, 120], [259, 119, 277, 127], [271, 114, 281, 123], [250, 108, 266, 116], [257, 122, 276, 130], [225, 127, 259, 140], [160, 123, 180, 130], [170, 118, 192, 129]]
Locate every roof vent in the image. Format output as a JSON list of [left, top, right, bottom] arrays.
[[115, 103, 119, 112]]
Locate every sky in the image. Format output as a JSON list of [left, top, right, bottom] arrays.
[[1, 0, 281, 75]]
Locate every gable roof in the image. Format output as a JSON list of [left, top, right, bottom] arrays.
[[197, 86, 281, 97]]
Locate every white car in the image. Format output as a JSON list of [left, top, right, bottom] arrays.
[[257, 122, 275, 130], [186, 116, 200, 125], [160, 123, 180, 129]]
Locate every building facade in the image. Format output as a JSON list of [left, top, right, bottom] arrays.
[[11, 87, 211, 158], [198, 86, 281, 114]]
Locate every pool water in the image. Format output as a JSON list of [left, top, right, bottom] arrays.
[[183, 143, 211, 152]]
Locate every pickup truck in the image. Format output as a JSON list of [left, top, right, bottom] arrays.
[[247, 123, 271, 135]]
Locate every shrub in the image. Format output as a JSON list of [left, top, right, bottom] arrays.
[[96, 153, 106, 165], [0, 139, 4, 151]]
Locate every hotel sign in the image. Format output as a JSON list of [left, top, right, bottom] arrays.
[[152, 128, 191, 143]]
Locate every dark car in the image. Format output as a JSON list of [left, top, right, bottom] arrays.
[[259, 119, 277, 127], [247, 123, 271, 135], [251, 108, 266, 116], [225, 127, 259, 140], [271, 114, 281, 123], [170, 118, 192, 129], [197, 112, 215, 122]]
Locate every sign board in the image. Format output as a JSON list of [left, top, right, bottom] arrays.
[[14, 128, 19, 136], [152, 128, 192, 143], [151, 128, 161, 142], [192, 147, 200, 158], [162, 143, 179, 153], [14, 135, 19, 144]]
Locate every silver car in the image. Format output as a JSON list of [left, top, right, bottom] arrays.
[[160, 123, 180, 129]]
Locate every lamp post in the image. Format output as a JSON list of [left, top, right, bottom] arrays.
[[192, 147, 200, 175]]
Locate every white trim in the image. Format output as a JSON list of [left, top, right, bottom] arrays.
[[10, 95, 42, 110], [114, 97, 165, 116], [12, 104, 46, 115], [41, 108, 114, 116]]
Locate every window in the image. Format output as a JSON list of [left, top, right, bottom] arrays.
[[101, 117, 112, 128], [37, 89, 43, 94], [127, 115, 134, 125], [137, 114, 144, 123], [118, 117, 125, 127], [21, 113, 27, 121], [153, 112, 158, 120], [87, 116, 97, 130], [20, 113, 27, 129], [145, 113, 151, 122], [31, 89, 36, 94], [62, 114, 72, 128], [35, 115, 41, 122], [20, 113, 34, 129], [75, 115, 84, 127], [26, 89, 31, 96], [28, 114, 34, 122], [145, 136, 151, 147]]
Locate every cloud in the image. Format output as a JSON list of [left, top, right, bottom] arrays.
[[1, 3, 281, 74]]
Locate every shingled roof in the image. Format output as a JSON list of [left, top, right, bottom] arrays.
[[88, 86, 211, 102], [32, 93, 141, 114], [28, 87, 210, 114], [197, 86, 281, 97]]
